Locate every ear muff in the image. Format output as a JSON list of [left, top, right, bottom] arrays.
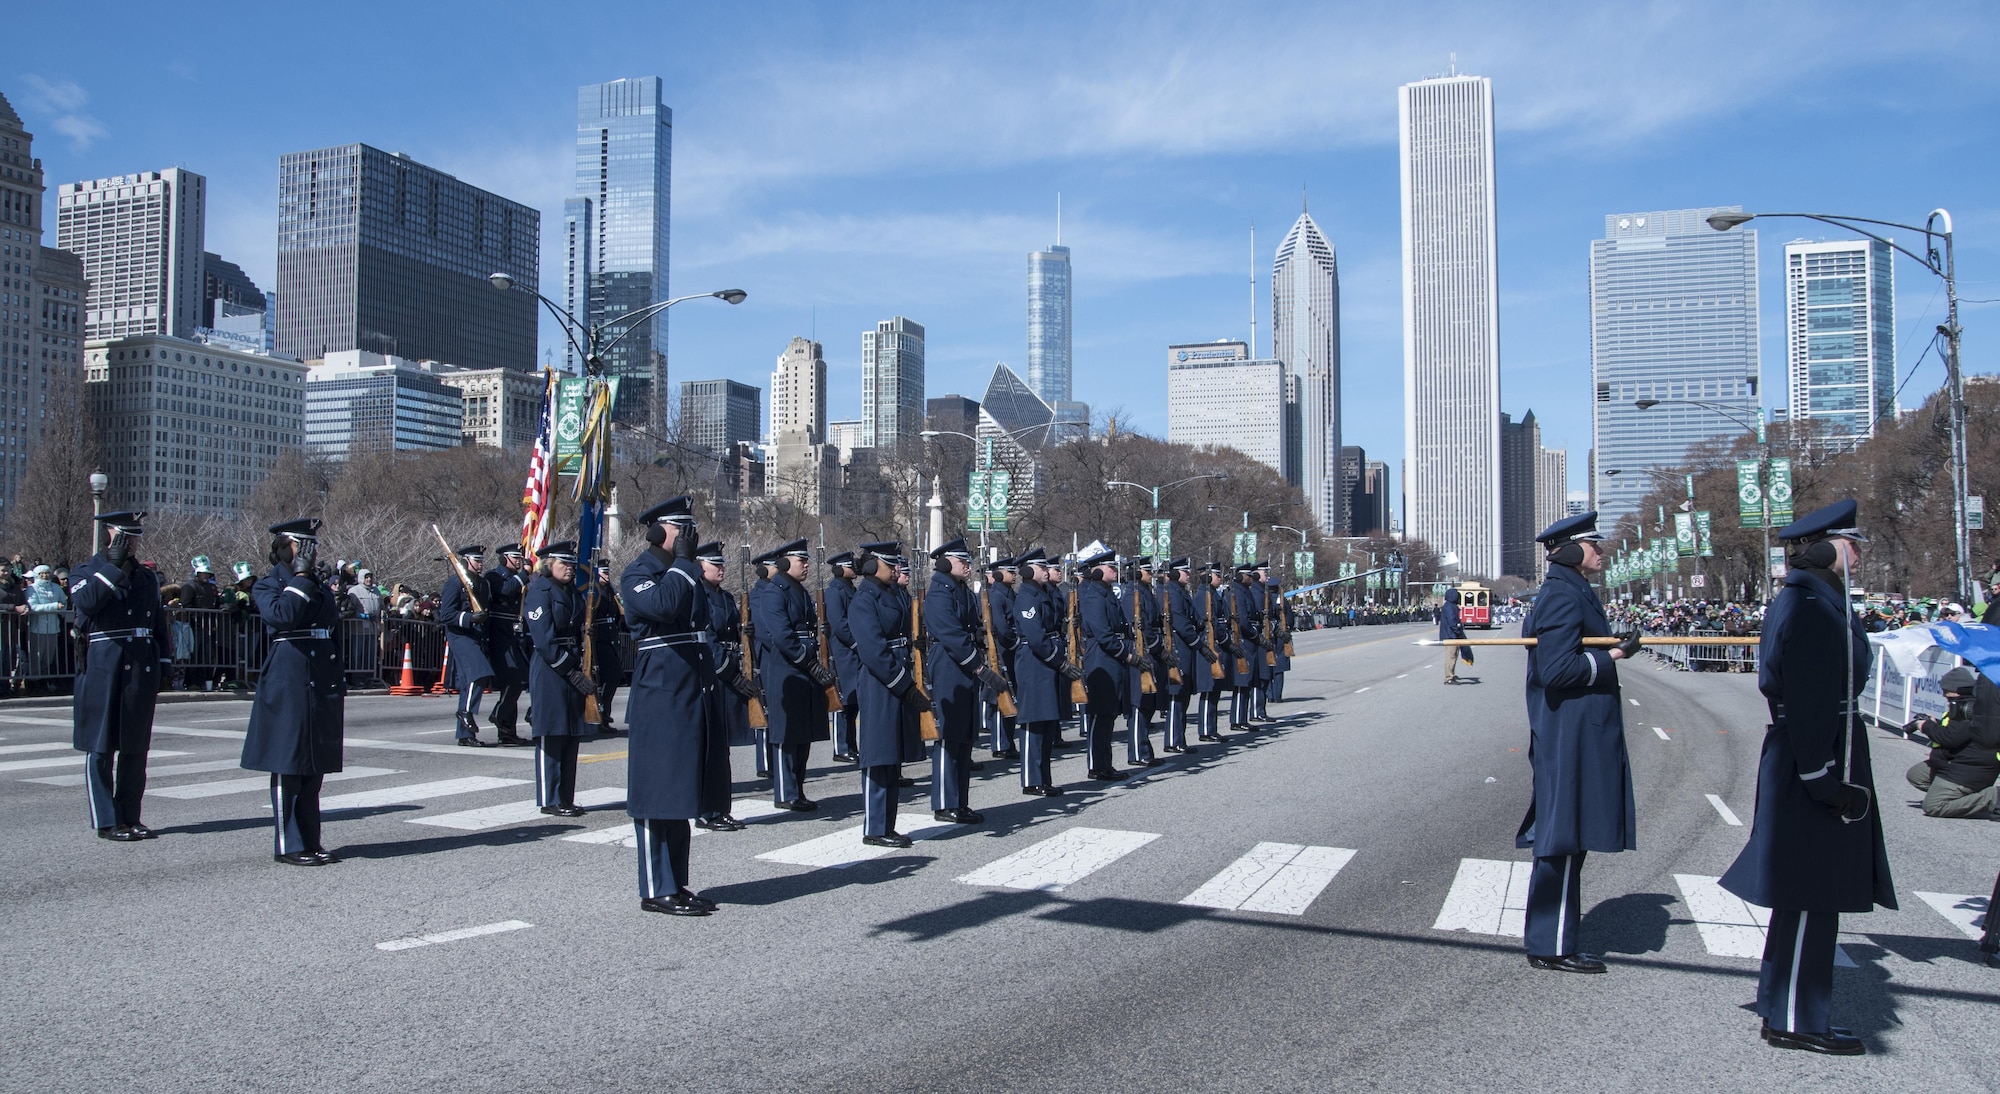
[[858, 555, 881, 577], [933, 557, 952, 575], [1547, 541, 1585, 568], [644, 523, 667, 546], [1798, 539, 1838, 570]]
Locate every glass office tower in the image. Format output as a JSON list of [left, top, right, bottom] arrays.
[[568, 77, 672, 424], [1785, 239, 1894, 450], [1588, 207, 1760, 532], [1027, 243, 1071, 404]]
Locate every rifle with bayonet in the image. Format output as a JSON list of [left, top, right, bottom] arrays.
[[980, 580, 1017, 718], [739, 546, 768, 730], [911, 585, 939, 741], [1202, 564, 1226, 680], [1065, 577, 1087, 705], [1132, 565, 1156, 696]]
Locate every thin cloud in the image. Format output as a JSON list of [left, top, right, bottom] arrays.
[[21, 75, 107, 150]]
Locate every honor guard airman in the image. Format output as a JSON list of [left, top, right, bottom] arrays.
[[588, 560, 625, 732], [1516, 511, 1640, 973], [849, 542, 926, 846], [1125, 556, 1166, 766], [1223, 563, 1264, 729], [523, 541, 592, 818], [69, 511, 169, 841], [241, 518, 347, 866], [1164, 558, 1208, 754], [982, 557, 1022, 761], [824, 551, 862, 762], [485, 545, 533, 746], [1718, 500, 1893, 1055], [746, 553, 773, 780], [1262, 566, 1291, 705], [441, 545, 499, 747], [752, 539, 834, 811], [1197, 563, 1228, 740], [696, 542, 750, 832], [924, 538, 1000, 823], [619, 496, 718, 917], [1077, 550, 1132, 781], [1011, 548, 1071, 795]]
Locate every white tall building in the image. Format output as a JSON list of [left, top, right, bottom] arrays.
[[860, 316, 924, 454], [57, 168, 206, 340], [1271, 208, 1342, 534], [1785, 238, 1895, 450], [1400, 73, 1501, 577], [1166, 341, 1288, 478], [770, 336, 827, 443]]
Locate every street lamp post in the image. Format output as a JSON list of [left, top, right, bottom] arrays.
[[921, 424, 1056, 559], [1708, 207, 1968, 603], [1635, 398, 1772, 600], [1602, 466, 1698, 600], [486, 274, 745, 561]]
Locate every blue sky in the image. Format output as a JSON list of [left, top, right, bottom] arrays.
[[12, 1, 1998, 510]]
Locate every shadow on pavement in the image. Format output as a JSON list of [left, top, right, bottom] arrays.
[[701, 857, 929, 907], [333, 822, 575, 860], [1582, 891, 1675, 954]]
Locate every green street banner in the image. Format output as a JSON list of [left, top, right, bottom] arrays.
[[1139, 518, 1173, 558], [1674, 512, 1696, 557], [1293, 551, 1314, 580], [1737, 459, 1763, 528], [1232, 532, 1259, 566], [1767, 458, 1794, 524], [1695, 511, 1713, 557], [1366, 570, 1380, 590], [555, 376, 621, 473], [967, 470, 1013, 532]]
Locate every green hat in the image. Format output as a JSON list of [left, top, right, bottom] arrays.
[[232, 561, 254, 582]]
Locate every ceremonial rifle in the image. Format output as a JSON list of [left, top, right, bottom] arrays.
[[814, 527, 843, 712], [738, 546, 768, 730], [1132, 569, 1156, 696], [430, 525, 485, 612], [1228, 577, 1250, 679], [1065, 580, 1087, 705], [1202, 566, 1226, 681], [1160, 579, 1183, 687], [911, 586, 940, 741], [979, 580, 1018, 718], [580, 557, 602, 726]]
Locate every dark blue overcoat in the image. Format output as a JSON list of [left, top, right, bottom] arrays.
[[705, 583, 755, 748], [1224, 581, 1263, 688], [440, 572, 495, 684], [1439, 599, 1466, 643], [1719, 568, 1895, 913], [621, 547, 713, 820], [849, 576, 923, 767], [924, 572, 983, 748], [1515, 564, 1635, 856], [524, 574, 585, 738], [1011, 579, 1065, 724], [1168, 581, 1215, 696], [241, 567, 345, 775], [68, 555, 169, 754], [752, 573, 829, 746], [484, 567, 531, 686], [825, 575, 861, 706], [1267, 587, 1292, 673], [1079, 580, 1132, 711]]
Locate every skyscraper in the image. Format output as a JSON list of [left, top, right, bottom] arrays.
[[274, 144, 538, 370], [860, 316, 924, 454], [1499, 411, 1540, 580], [1167, 341, 1288, 479], [1027, 241, 1071, 405], [57, 168, 205, 340], [1400, 73, 1501, 576], [1272, 207, 1342, 533], [1785, 239, 1895, 450], [1589, 207, 1759, 530], [769, 336, 826, 443], [679, 378, 761, 456], [566, 77, 672, 423]]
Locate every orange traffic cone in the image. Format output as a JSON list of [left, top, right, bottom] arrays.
[[430, 643, 455, 695], [390, 644, 424, 695]]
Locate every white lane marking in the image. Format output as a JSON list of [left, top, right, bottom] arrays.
[[0, 751, 189, 773], [564, 824, 642, 846], [1674, 875, 1857, 966], [563, 797, 795, 846], [1180, 842, 1356, 915], [0, 742, 73, 756], [1629, 699, 1641, 706], [1914, 891, 1989, 940], [1704, 794, 1743, 826], [376, 920, 532, 952], [320, 776, 528, 813], [1396, 673, 1409, 679], [26, 759, 246, 786], [344, 737, 538, 760], [151, 767, 400, 800], [956, 827, 1160, 892], [410, 786, 626, 830], [1354, 686, 1370, 694], [1433, 858, 1532, 937], [1653, 727, 1671, 741], [757, 817, 952, 869]]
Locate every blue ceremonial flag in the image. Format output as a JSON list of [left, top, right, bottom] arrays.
[[1931, 622, 2000, 678]]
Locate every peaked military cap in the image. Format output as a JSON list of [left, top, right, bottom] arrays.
[[1170, 557, 1192, 572], [932, 537, 972, 562], [1017, 546, 1048, 566], [777, 539, 811, 559], [1536, 510, 1603, 545], [695, 541, 726, 564], [1234, 561, 1260, 573], [1080, 549, 1116, 568], [497, 543, 525, 558], [94, 511, 145, 535], [1134, 555, 1156, 570], [541, 540, 579, 563], [1777, 499, 1863, 543], [455, 544, 486, 557], [828, 551, 856, 568], [639, 495, 696, 526], [992, 556, 1018, 571], [858, 540, 899, 556], [267, 517, 320, 539], [750, 547, 777, 566]]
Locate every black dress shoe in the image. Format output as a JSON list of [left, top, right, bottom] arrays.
[[1527, 953, 1607, 974], [1022, 785, 1048, 796], [312, 849, 341, 865], [862, 832, 913, 848], [127, 823, 159, 839], [897, 777, 917, 787], [1162, 745, 1185, 754], [544, 805, 587, 818], [1180, 744, 1200, 754], [934, 809, 959, 822], [781, 798, 819, 812], [97, 826, 144, 843], [1137, 758, 1163, 767], [675, 889, 719, 912], [998, 749, 1021, 760], [1090, 768, 1129, 781], [1764, 1025, 1864, 1055], [716, 814, 746, 830], [496, 733, 531, 747], [273, 852, 322, 866], [457, 736, 497, 748], [640, 894, 709, 917], [952, 808, 984, 823], [1041, 785, 1065, 796], [833, 753, 858, 763]]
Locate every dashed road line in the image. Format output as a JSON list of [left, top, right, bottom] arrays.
[[1704, 794, 1743, 826], [377, 920, 532, 952], [1433, 858, 1530, 937], [1653, 727, 1671, 741]]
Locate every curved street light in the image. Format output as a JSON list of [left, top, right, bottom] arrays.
[[487, 272, 746, 378], [1105, 473, 1228, 512], [1707, 207, 1969, 602]]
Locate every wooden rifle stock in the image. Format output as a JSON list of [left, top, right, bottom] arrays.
[[980, 583, 1018, 718], [815, 583, 844, 712], [1203, 578, 1226, 681], [430, 524, 485, 612], [1132, 575, 1156, 696], [740, 581, 768, 730], [1229, 580, 1249, 678], [911, 590, 939, 741], [1066, 584, 1087, 705], [581, 576, 602, 726], [1160, 581, 1183, 687]]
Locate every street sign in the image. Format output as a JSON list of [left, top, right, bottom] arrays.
[[1674, 512, 1696, 557], [1970, 495, 1985, 531], [1768, 546, 1787, 579], [1691, 573, 1706, 589], [1736, 459, 1763, 528]]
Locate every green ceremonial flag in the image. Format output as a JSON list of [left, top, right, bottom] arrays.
[[1767, 458, 1794, 524], [1674, 512, 1696, 557], [1695, 511, 1713, 557], [1737, 459, 1763, 528]]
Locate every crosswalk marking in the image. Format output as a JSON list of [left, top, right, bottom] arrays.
[[0, 751, 189, 773], [0, 742, 72, 756], [1915, 891, 1989, 941], [758, 817, 954, 869], [956, 827, 1160, 892], [563, 824, 642, 846], [1180, 842, 1356, 915], [377, 920, 532, 952], [151, 767, 401, 800], [1652, 727, 1671, 740], [1673, 875, 1857, 966], [562, 797, 797, 847], [1704, 794, 1743, 826], [409, 786, 626, 830], [26, 759, 247, 787], [1433, 858, 1531, 937], [319, 776, 528, 813]]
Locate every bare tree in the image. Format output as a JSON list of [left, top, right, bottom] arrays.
[[7, 371, 102, 567]]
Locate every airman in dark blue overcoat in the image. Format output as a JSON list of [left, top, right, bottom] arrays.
[[484, 545, 533, 745], [1078, 550, 1132, 781], [1224, 564, 1265, 728], [240, 518, 346, 866], [752, 539, 833, 811], [1515, 511, 1639, 973], [1164, 558, 1211, 754], [588, 561, 626, 732], [1197, 565, 1228, 740], [523, 541, 591, 817], [69, 511, 169, 841], [825, 552, 862, 762], [925, 539, 1000, 823], [1262, 567, 1292, 704], [1122, 557, 1165, 766], [981, 557, 1022, 760], [849, 542, 925, 845], [696, 542, 749, 832], [620, 497, 717, 918], [1719, 500, 1893, 1056], [1011, 548, 1071, 794], [440, 545, 498, 747]]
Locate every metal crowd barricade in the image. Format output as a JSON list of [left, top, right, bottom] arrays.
[[2, 606, 81, 687], [1641, 629, 1759, 673]]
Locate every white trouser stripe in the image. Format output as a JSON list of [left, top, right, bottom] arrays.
[[1555, 855, 1573, 954], [1786, 911, 1807, 1031]]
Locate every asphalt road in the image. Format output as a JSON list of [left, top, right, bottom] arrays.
[[1, 622, 1995, 1093]]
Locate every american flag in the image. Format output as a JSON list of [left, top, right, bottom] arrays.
[[519, 368, 558, 563]]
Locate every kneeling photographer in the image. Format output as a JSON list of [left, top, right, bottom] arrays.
[[1906, 666, 2000, 820]]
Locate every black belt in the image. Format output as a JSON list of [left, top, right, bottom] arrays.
[[273, 628, 332, 642], [90, 627, 153, 642], [639, 633, 707, 652], [887, 637, 909, 649], [489, 613, 520, 621]]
